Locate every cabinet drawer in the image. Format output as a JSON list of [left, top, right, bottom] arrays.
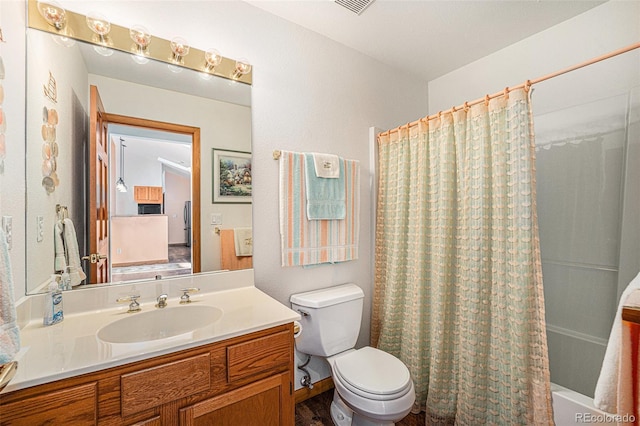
[[0, 382, 97, 425], [121, 353, 210, 417], [227, 330, 291, 383]]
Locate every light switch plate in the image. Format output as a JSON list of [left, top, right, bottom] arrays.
[[211, 213, 222, 225], [2, 216, 11, 250], [36, 215, 44, 243]]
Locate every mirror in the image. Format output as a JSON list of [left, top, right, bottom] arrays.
[[25, 25, 252, 294]]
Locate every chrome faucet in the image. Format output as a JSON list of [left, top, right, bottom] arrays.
[[179, 287, 200, 304], [156, 294, 168, 309], [116, 294, 141, 313]]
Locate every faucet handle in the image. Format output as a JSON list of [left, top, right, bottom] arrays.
[[156, 294, 169, 309], [179, 287, 200, 304], [116, 295, 141, 313]]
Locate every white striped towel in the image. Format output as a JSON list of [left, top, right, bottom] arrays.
[[279, 150, 359, 267]]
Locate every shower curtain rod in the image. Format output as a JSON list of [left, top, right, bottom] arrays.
[[379, 42, 640, 137]]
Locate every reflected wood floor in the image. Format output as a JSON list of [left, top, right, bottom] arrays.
[[111, 244, 192, 282], [295, 389, 425, 426]]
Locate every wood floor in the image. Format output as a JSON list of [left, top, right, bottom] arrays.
[[295, 389, 425, 426]]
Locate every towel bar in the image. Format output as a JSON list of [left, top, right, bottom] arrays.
[[0, 361, 18, 392]]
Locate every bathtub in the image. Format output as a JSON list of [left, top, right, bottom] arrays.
[[552, 383, 625, 426]]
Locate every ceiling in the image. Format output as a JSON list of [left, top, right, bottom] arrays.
[[246, 0, 605, 82]]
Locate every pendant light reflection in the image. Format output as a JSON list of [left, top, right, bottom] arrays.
[[116, 138, 128, 193], [37, 1, 67, 30]]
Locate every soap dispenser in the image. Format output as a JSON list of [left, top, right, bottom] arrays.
[[43, 274, 64, 326]]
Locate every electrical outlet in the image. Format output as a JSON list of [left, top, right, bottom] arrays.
[[211, 213, 222, 225], [2, 216, 12, 250], [37, 215, 45, 243]]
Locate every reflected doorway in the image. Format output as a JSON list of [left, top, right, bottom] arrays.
[[87, 85, 202, 284], [108, 124, 195, 282]]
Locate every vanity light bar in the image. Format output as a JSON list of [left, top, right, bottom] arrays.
[[27, 0, 252, 85]]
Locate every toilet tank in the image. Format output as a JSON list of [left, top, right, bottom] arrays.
[[290, 283, 364, 357]]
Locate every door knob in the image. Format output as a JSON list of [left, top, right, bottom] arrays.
[[82, 253, 107, 263]]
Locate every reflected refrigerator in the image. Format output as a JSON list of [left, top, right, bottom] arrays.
[[184, 201, 191, 247]]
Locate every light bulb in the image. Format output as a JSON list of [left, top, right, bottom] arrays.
[[131, 54, 149, 65], [170, 37, 190, 62], [86, 12, 110, 38], [233, 58, 251, 79], [129, 25, 151, 53], [93, 45, 113, 57], [37, 1, 66, 30], [204, 48, 222, 71]]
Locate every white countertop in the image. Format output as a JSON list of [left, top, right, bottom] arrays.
[[6, 281, 299, 394]]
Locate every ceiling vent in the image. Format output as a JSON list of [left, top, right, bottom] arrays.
[[335, 0, 375, 15]]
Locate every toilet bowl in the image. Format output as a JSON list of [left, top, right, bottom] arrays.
[[328, 347, 415, 426], [290, 284, 416, 426]]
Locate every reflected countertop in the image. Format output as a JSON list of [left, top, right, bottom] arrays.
[[5, 276, 299, 394]]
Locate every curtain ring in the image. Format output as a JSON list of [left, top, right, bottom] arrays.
[[451, 106, 456, 113], [524, 80, 532, 93], [503, 87, 509, 99], [438, 111, 442, 119], [484, 95, 490, 106], [463, 101, 470, 112]]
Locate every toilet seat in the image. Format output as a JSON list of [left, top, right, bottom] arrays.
[[333, 347, 412, 401]]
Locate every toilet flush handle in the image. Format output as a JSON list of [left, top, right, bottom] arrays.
[[297, 309, 310, 317]]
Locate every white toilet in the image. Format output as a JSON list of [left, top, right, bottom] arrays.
[[291, 283, 415, 426]]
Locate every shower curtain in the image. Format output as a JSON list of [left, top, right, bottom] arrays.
[[372, 88, 553, 425]]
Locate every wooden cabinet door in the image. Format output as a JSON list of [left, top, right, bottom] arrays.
[[147, 186, 163, 203], [0, 382, 97, 425], [134, 186, 149, 203], [179, 372, 293, 426], [134, 186, 163, 204]]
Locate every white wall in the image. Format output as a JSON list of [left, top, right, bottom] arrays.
[[2, 0, 429, 387], [23, 12, 90, 292], [0, 0, 27, 303], [114, 147, 163, 217], [165, 170, 190, 245], [428, 2, 640, 115]]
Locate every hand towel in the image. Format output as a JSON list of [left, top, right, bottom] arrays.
[[594, 271, 640, 415], [279, 151, 359, 267], [311, 153, 340, 178], [304, 153, 345, 220], [234, 227, 253, 257], [0, 228, 20, 364], [63, 218, 86, 286], [54, 220, 67, 272]]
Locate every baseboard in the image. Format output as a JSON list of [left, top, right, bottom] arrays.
[[294, 377, 334, 404]]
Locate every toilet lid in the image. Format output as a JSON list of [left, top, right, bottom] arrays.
[[334, 347, 411, 397]]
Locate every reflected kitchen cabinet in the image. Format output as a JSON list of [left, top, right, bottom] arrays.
[[134, 186, 163, 204]]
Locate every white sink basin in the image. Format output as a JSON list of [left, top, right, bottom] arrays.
[[97, 305, 223, 344]]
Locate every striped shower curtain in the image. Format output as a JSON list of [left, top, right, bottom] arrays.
[[372, 88, 553, 424]]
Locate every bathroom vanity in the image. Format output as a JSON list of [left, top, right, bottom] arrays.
[[0, 272, 299, 425]]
